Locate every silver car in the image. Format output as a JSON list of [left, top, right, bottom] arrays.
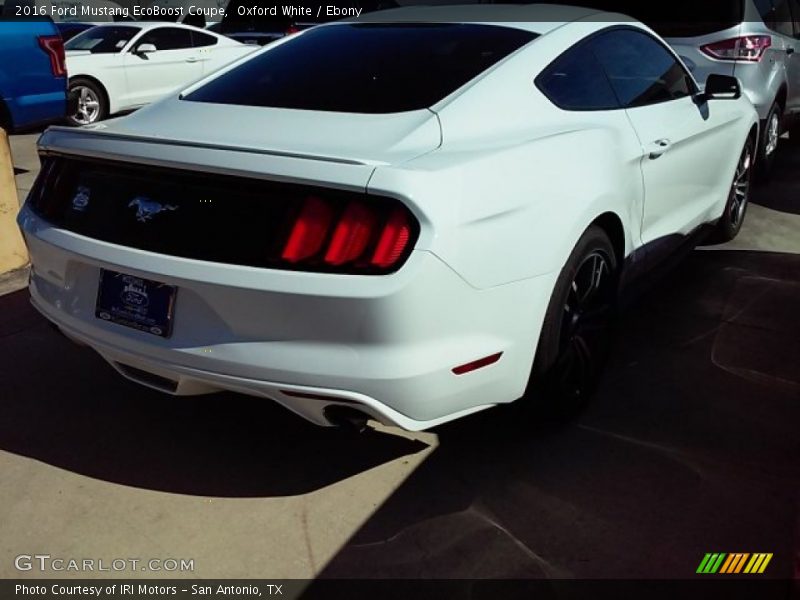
[[663, 0, 800, 178], [539, 0, 800, 178]]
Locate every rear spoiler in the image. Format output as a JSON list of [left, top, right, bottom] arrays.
[[36, 126, 379, 194]]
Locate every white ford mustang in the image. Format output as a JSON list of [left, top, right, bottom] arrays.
[[20, 5, 758, 431], [64, 22, 256, 125]]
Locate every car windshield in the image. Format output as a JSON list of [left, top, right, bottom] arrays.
[[184, 23, 537, 113], [65, 26, 141, 53]]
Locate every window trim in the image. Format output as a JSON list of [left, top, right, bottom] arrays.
[[535, 25, 700, 112]]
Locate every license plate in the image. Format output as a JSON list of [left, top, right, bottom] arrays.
[[95, 269, 177, 338]]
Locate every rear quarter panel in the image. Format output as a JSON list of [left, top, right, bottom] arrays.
[[369, 22, 647, 290]]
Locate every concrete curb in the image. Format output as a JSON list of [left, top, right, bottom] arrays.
[[0, 265, 29, 297], [0, 128, 29, 276]]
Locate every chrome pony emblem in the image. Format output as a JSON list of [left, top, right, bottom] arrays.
[[71, 186, 90, 212], [128, 196, 178, 223]]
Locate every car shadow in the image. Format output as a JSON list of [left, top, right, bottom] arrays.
[[311, 248, 800, 581], [0, 290, 428, 497], [751, 138, 800, 216]]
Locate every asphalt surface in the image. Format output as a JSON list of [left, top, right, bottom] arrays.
[[1, 131, 798, 585]]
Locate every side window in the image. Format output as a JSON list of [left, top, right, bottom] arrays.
[[793, 0, 800, 37], [590, 29, 695, 108], [136, 28, 194, 52], [757, 0, 795, 35], [536, 42, 619, 111], [192, 31, 219, 48], [755, 0, 775, 23], [772, 0, 794, 36]]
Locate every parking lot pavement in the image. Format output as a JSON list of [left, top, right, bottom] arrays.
[[10, 132, 40, 207], [1, 132, 798, 581]]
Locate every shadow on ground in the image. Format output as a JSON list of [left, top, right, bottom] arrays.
[[752, 138, 800, 216], [313, 249, 800, 580], [0, 291, 428, 497]]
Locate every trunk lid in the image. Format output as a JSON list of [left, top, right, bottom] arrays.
[[103, 96, 442, 167]]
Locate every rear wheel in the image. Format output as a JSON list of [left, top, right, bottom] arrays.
[[523, 226, 618, 419], [709, 135, 755, 243]]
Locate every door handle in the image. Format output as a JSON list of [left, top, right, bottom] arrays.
[[185, 57, 199, 63], [646, 139, 672, 159]]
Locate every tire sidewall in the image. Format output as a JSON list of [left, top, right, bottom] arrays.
[[711, 134, 756, 243], [757, 102, 782, 179], [525, 226, 618, 415]]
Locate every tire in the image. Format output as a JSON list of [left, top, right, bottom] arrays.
[[68, 78, 107, 126], [522, 226, 619, 420], [709, 135, 755, 244], [756, 101, 782, 181]]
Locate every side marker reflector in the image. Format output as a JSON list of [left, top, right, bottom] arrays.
[[452, 352, 503, 375]]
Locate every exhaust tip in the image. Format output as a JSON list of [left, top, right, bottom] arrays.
[[323, 406, 371, 433]]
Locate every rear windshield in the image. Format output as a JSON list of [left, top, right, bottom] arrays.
[[532, 0, 744, 37], [184, 23, 537, 113]]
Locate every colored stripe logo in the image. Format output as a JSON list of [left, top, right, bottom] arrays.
[[697, 553, 773, 574]]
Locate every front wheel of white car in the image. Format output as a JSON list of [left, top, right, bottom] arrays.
[[710, 135, 755, 244], [524, 226, 619, 419], [68, 78, 107, 126]]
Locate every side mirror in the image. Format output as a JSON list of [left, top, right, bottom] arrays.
[[703, 74, 741, 100], [135, 43, 157, 58]]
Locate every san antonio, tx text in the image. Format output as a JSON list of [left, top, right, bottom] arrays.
[[16, 583, 280, 596]]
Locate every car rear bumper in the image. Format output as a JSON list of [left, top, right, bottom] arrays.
[[19, 206, 555, 430]]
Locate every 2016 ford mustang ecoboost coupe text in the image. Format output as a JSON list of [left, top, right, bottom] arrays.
[[19, 5, 758, 430]]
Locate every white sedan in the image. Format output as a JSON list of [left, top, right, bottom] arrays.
[[64, 22, 255, 125], [20, 5, 758, 431]]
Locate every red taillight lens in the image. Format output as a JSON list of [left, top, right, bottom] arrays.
[[371, 208, 412, 269], [38, 35, 67, 77], [281, 196, 335, 263], [324, 201, 377, 266], [279, 195, 416, 273], [700, 35, 771, 62]]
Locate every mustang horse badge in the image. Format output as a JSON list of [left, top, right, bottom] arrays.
[[128, 196, 178, 222]]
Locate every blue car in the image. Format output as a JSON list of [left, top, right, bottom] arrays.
[[0, 16, 69, 131]]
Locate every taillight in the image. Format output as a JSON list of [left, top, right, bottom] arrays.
[[38, 35, 67, 77], [700, 35, 771, 62], [282, 196, 335, 263], [371, 208, 412, 269], [324, 202, 377, 266], [279, 195, 417, 273]]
